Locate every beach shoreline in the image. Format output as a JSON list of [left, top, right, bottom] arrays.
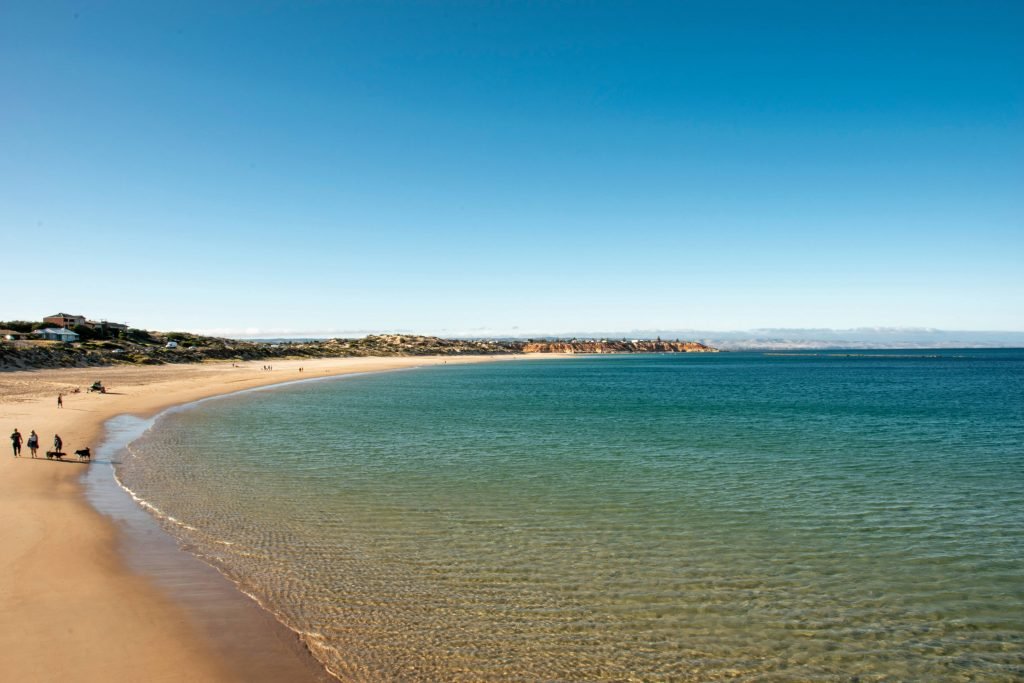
[[0, 355, 531, 682]]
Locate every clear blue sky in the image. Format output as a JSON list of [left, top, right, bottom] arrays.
[[2, 1, 1021, 336]]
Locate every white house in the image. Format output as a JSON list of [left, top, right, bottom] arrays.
[[34, 327, 80, 343]]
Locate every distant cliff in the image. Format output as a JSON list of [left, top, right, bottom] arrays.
[[520, 340, 718, 354]]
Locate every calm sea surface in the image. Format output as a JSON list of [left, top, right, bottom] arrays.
[[116, 351, 1024, 681]]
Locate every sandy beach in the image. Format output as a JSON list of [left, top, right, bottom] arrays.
[[0, 355, 514, 682]]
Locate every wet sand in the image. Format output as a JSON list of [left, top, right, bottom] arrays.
[[0, 355, 524, 682]]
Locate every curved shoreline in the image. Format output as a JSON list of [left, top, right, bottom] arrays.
[[0, 355, 538, 682], [90, 368, 423, 682], [87, 412, 338, 682]]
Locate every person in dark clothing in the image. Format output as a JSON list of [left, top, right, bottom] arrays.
[[53, 433, 63, 454], [10, 428, 22, 457]]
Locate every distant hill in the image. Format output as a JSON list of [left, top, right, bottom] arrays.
[[690, 328, 1024, 350]]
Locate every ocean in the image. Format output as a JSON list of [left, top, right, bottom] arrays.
[[112, 351, 1024, 681]]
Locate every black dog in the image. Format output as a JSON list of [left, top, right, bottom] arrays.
[[46, 450, 65, 460], [75, 447, 91, 461]]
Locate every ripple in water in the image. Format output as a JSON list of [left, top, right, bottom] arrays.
[[116, 352, 1024, 681]]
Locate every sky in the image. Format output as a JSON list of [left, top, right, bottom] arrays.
[[2, 1, 1022, 337]]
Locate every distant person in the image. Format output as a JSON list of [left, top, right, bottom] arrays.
[[10, 428, 22, 457], [53, 434, 63, 454], [57, 393, 63, 408], [27, 430, 39, 458]]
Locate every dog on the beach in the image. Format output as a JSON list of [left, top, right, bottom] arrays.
[[46, 450, 64, 460], [75, 447, 91, 461]]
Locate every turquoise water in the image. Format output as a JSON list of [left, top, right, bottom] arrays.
[[117, 351, 1024, 681]]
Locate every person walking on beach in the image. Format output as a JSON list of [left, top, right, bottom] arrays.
[[53, 434, 63, 455], [11, 428, 23, 457], [57, 393, 63, 408], [27, 430, 39, 458]]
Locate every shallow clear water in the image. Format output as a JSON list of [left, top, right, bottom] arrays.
[[117, 351, 1024, 681]]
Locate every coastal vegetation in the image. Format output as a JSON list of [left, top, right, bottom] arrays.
[[0, 323, 717, 370]]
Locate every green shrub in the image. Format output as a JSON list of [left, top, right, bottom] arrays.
[[71, 324, 100, 341], [0, 320, 36, 333]]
